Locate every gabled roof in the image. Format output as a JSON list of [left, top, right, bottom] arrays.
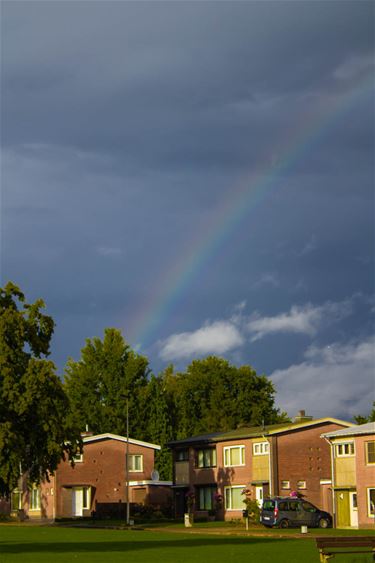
[[82, 433, 161, 450], [167, 418, 353, 447], [322, 421, 375, 439]]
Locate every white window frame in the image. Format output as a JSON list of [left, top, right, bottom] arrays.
[[281, 480, 290, 490], [29, 487, 41, 511], [367, 488, 375, 518], [73, 452, 83, 463], [335, 442, 355, 457], [128, 454, 143, 472], [223, 445, 245, 467], [196, 447, 217, 468], [253, 442, 269, 456], [224, 485, 246, 511], [297, 480, 306, 490]]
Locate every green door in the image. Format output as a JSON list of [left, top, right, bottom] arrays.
[[336, 490, 350, 527]]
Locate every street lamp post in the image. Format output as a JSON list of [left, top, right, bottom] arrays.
[[125, 398, 130, 526]]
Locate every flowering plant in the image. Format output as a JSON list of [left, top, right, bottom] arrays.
[[289, 491, 305, 499], [241, 487, 260, 523]]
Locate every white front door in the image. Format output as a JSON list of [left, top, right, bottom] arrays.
[[255, 486, 264, 507], [72, 488, 83, 517], [349, 491, 358, 528]]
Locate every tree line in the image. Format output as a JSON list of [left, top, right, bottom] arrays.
[[1, 282, 372, 495]]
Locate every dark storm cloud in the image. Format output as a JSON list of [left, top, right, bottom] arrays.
[[2, 0, 374, 414], [3, 1, 374, 166]]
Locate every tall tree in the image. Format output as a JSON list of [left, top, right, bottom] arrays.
[[143, 370, 175, 480], [64, 328, 150, 439], [0, 282, 79, 496], [170, 356, 287, 439]]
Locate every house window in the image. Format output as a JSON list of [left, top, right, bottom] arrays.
[[11, 489, 22, 511], [196, 448, 216, 468], [176, 449, 189, 462], [73, 452, 83, 463], [224, 486, 245, 510], [335, 442, 355, 457], [224, 446, 245, 467], [365, 441, 375, 464], [197, 486, 216, 511], [297, 480, 306, 490], [30, 487, 41, 510], [367, 488, 375, 518], [82, 487, 91, 509], [128, 454, 143, 472], [281, 481, 290, 489], [253, 442, 269, 456]]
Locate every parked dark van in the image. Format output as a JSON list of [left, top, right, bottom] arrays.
[[260, 497, 332, 529]]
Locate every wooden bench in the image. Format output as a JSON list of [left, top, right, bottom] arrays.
[[315, 536, 375, 562]]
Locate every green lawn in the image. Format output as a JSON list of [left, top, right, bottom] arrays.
[[0, 525, 373, 563]]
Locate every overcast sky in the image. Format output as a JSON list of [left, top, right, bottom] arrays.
[[2, 1, 374, 421]]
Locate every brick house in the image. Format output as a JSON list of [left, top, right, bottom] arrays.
[[322, 422, 375, 528], [168, 413, 352, 520], [9, 432, 172, 520]]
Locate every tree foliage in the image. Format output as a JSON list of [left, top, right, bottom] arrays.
[[354, 402, 375, 424], [144, 357, 288, 478], [0, 284, 296, 491], [64, 328, 150, 438], [0, 282, 79, 496], [169, 356, 287, 439]]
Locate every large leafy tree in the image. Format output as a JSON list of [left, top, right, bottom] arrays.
[[170, 356, 288, 439], [64, 328, 150, 438], [0, 282, 79, 496]]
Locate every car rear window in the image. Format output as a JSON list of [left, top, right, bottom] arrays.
[[302, 502, 317, 513], [262, 500, 275, 511]]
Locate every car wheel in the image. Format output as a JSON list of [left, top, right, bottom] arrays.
[[279, 519, 290, 529], [318, 518, 329, 529]]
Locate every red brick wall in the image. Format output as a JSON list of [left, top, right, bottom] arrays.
[[187, 439, 253, 520], [55, 438, 156, 517], [147, 485, 173, 506], [354, 435, 375, 528], [188, 439, 253, 489], [180, 422, 349, 519], [0, 497, 10, 515], [276, 422, 344, 508]]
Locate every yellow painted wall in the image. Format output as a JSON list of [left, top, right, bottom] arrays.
[[251, 439, 270, 481], [334, 457, 356, 487], [175, 461, 189, 485]]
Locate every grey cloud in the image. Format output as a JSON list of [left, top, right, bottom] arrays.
[[2, 0, 374, 381], [247, 299, 354, 342], [271, 336, 375, 419]]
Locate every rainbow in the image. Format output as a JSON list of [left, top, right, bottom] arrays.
[[128, 72, 374, 350]]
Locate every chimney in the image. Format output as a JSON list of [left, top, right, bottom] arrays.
[[81, 424, 94, 438], [293, 409, 313, 423]]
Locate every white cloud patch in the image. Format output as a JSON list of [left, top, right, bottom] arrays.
[[159, 320, 244, 361], [333, 54, 375, 81], [271, 336, 375, 419], [96, 245, 122, 256], [247, 300, 353, 342], [251, 273, 280, 289], [298, 234, 317, 256]]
